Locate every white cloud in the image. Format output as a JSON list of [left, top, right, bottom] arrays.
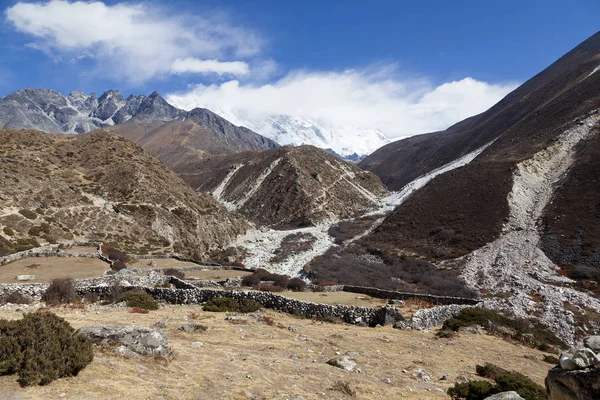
[[171, 58, 249, 76], [166, 68, 518, 140], [5, 0, 262, 82]]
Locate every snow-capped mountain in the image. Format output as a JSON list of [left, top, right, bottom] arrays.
[[185, 107, 391, 158], [0, 88, 183, 134]]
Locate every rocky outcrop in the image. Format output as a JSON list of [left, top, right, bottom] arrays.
[[77, 326, 169, 357], [484, 392, 525, 400], [393, 304, 473, 330], [545, 335, 600, 399]]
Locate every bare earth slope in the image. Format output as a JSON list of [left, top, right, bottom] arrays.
[[180, 145, 388, 227], [0, 130, 248, 257]]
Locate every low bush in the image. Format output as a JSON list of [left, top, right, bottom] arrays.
[[287, 278, 307, 292], [18, 209, 37, 220], [2, 227, 14, 236], [447, 363, 546, 400], [441, 308, 567, 350], [118, 290, 159, 311], [163, 268, 185, 279], [543, 354, 559, 364], [203, 297, 262, 313], [111, 260, 127, 271], [330, 380, 356, 397], [104, 245, 128, 262], [253, 284, 284, 292], [0, 312, 93, 387], [42, 278, 76, 306], [0, 292, 31, 305]]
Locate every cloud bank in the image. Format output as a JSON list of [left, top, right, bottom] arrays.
[[167, 69, 518, 139], [5, 0, 261, 82]]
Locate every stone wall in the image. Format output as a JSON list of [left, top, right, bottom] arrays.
[[394, 304, 478, 330], [341, 285, 480, 306]]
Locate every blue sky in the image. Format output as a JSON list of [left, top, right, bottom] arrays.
[[0, 0, 599, 138]]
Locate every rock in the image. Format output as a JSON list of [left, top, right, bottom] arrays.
[[16, 275, 35, 281], [191, 342, 203, 348], [546, 366, 600, 400], [178, 322, 205, 332], [327, 355, 356, 372], [154, 321, 166, 329], [417, 370, 430, 382], [560, 348, 600, 370], [377, 305, 405, 326], [77, 326, 169, 357], [484, 392, 525, 400], [389, 299, 405, 305], [583, 336, 600, 353]]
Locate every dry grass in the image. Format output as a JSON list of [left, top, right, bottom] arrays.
[[0, 257, 109, 283], [59, 246, 98, 254], [0, 305, 552, 399], [278, 290, 389, 308]]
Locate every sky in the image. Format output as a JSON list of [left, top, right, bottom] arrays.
[[0, 0, 599, 140]]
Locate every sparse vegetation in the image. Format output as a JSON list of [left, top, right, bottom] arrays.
[[270, 233, 317, 263], [0, 292, 31, 305], [0, 312, 93, 387], [543, 354, 559, 364], [18, 209, 37, 220], [203, 297, 262, 313], [441, 308, 567, 350], [103, 245, 128, 263], [2, 227, 14, 236], [287, 277, 307, 292], [111, 260, 127, 271], [118, 290, 159, 310], [42, 278, 77, 305], [330, 380, 356, 397]]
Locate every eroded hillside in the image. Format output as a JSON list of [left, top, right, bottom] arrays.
[[0, 130, 249, 257]]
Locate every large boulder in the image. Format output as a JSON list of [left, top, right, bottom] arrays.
[[546, 367, 600, 400], [484, 392, 525, 400], [546, 335, 600, 399], [77, 326, 168, 356]]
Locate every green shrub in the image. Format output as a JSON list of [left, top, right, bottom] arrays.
[[543, 354, 559, 364], [118, 290, 159, 310], [441, 308, 566, 350], [475, 363, 546, 400], [42, 278, 76, 305], [287, 278, 307, 291], [448, 381, 496, 400], [18, 209, 37, 220], [0, 312, 93, 386], [2, 227, 14, 237], [203, 297, 262, 313]]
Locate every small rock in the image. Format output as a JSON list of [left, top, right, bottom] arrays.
[[417, 370, 430, 382], [327, 355, 357, 372], [191, 342, 203, 348], [58, 394, 66, 398], [153, 321, 166, 329], [178, 322, 205, 332], [483, 391, 525, 400], [440, 375, 450, 381], [16, 275, 35, 281], [382, 378, 392, 384], [288, 326, 298, 332]]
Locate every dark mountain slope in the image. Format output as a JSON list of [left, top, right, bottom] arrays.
[[360, 32, 600, 190], [362, 31, 600, 261], [179, 145, 388, 227]]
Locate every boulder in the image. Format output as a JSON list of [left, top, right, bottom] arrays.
[[177, 322, 205, 332], [583, 336, 600, 353], [327, 355, 356, 372], [16, 275, 35, 281], [546, 367, 600, 400], [484, 392, 525, 400], [559, 348, 600, 370], [77, 326, 168, 357]]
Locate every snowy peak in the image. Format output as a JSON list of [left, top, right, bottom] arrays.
[[199, 107, 391, 158]]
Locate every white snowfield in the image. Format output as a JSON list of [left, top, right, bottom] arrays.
[[235, 138, 496, 276], [461, 112, 600, 343]]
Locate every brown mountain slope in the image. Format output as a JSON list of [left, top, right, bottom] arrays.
[[107, 108, 278, 173], [541, 130, 600, 270], [360, 32, 600, 191], [179, 146, 388, 227], [0, 130, 248, 257], [362, 31, 600, 261]]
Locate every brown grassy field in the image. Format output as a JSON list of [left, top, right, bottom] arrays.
[[0, 305, 554, 400], [0, 257, 109, 283]]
